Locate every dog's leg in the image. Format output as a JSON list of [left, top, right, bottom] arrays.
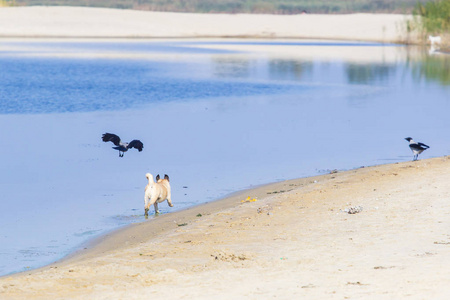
[[144, 195, 150, 217], [167, 195, 174, 207], [154, 202, 160, 214]]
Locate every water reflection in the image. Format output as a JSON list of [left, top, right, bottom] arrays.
[[345, 63, 397, 84], [268, 59, 313, 81], [211, 57, 314, 82], [1, 41, 449, 115], [410, 53, 450, 86], [212, 58, 253, 78]]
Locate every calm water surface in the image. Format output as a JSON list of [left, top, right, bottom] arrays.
[[0, 39, 449, 276]]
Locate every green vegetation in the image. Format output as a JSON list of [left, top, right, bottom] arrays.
[[413, 0, 450, 34], [0, 0, 16, 6], [11, 0, 426, 14]]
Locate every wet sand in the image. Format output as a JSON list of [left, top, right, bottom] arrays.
[[0, 6, 417, 43], [1, 156, 449, 299]]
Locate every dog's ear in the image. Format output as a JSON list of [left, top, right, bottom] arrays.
[[156, 174, 160, 181], [164, 174, 169, 182]]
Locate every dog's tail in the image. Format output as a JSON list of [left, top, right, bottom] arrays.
[[145, 173, 154, 186]]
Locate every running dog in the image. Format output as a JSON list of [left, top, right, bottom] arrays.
[[144, 173, 173, 216]]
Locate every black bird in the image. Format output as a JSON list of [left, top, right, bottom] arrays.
[[102, 133, 143, 157], [405, 137, 429, 161]]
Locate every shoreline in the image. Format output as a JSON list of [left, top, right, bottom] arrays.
[[9, 171, 332, 277], [2, 156, 450, 298], [0, 6, 417, 43]]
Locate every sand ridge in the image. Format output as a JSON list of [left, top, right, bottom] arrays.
[[0, 6, 416, 43], [1, 156, 449, 299]]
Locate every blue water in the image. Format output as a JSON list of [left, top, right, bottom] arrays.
[[0, 39, 449, 277], [0, 58, 301, 114]]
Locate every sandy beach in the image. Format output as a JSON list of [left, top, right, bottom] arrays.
[[0, 156, 449, 299], [0, 6, 417, 43]]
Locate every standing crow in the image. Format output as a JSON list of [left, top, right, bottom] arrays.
[[405, 137, 429, 161]]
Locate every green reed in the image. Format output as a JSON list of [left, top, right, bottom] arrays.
[[413, 0, 450, 35]]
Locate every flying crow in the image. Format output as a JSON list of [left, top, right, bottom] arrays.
[[102, 133, 143, 157], [405, 137, 429, 161]]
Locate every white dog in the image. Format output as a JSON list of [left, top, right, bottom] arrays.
[[144, 173, 173, 216]]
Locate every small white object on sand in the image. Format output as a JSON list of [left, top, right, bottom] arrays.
[[344, 206, 363, 214]]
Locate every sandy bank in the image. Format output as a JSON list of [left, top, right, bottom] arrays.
[[1, 156, 449, 299], [0, 6, 416, 43]]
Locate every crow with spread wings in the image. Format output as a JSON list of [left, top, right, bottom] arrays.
[[102, 133, 144, 157]]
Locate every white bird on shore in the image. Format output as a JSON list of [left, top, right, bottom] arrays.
[[405, 137, 429, 161], [428, 35, 442, 54], [102, 133, 144, 157], [429, 35, 442, 46]]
